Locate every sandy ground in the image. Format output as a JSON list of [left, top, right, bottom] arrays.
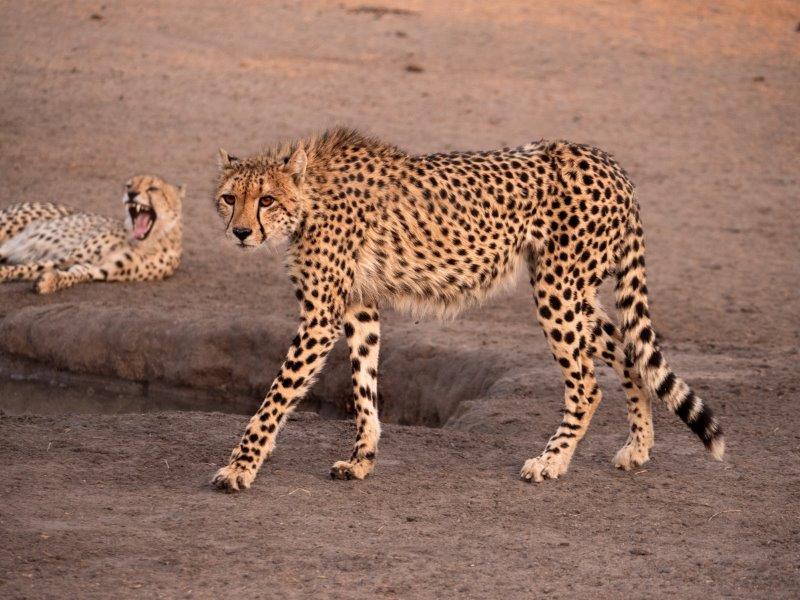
[[1, 406, 798, 599], [1, 0, 799, 598]]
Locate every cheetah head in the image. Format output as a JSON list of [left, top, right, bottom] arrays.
[[214, 145, 308, 249], [123, 175, 185, 245]]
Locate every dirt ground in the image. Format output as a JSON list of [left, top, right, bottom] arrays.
[[1, 1, 799, 598]]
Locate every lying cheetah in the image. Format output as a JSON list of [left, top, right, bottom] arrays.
[[211, 128, 724, 491], [0, 176, 184, 294]]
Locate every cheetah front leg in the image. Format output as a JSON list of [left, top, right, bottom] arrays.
[[34, 241, 146, 294], [211, 310, 342, 491], [34, 248, 173, 294], [34, 263, 106, 294], [330, 304, 381, 480], [0, 259, 99, 294]]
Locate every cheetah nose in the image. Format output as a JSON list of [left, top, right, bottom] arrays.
[[232, 227, 252, 242], [127, 191, 139, 201]]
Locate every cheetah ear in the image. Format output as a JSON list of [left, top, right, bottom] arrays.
[[177, 184, 187, 200], [284, 143, 307, 185], [218, 148, 239, 168]]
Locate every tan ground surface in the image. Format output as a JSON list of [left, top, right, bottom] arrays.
[[1, 1, 799, 598]]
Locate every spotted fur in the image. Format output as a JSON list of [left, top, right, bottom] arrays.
[[210, 128, 724, 491], [0, 176, 184, 294]]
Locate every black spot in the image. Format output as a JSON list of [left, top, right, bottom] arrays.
[[656, 372, 676, 398], [617, 295, 634, 309], [647, 350, 663, 368], [675, 390, 695, 423]]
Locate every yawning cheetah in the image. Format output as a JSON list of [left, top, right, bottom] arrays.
[[0, 176, 184, 294], [211, 128, 724, 491]]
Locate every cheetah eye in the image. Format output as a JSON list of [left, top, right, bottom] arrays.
[[259, 195, 275, 208], [221, 194, 236, 205], [147, 186, 159, 192]]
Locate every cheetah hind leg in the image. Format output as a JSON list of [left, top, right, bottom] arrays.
[[0, 261, 55, 283], [587, 300, 654, 470], [521, 258, 605, 483]]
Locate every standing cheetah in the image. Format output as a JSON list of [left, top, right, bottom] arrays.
[[211, 128, 724, 491], [0, 176, 184, 294]]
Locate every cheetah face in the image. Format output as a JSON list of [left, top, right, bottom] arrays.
[[123, 175, 185, 245], [215, 146, 307, 249]]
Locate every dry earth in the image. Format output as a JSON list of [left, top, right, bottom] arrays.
[[1, 1, 799, 598]]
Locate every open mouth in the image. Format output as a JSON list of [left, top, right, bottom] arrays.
[[127, 202, 157, 241]]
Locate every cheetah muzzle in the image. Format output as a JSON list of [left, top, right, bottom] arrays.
[[126, 199, 157, 241]]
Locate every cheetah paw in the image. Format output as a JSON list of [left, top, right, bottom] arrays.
[[211, 462, 256, 492], [34, 272, 59, 295], [520, 453, 570, 483], [330, 459, 372, 481], [613, 442, 651, 471]]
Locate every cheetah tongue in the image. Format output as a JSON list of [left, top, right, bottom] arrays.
[[132, 212, 152, 240]]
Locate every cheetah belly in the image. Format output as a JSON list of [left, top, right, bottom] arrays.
[[352, 244, 525, 319], [0, 226, 68, 263], [0, 219, 102, 264]]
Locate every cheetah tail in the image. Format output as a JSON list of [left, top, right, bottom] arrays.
[[614, 211, 724, 460]]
